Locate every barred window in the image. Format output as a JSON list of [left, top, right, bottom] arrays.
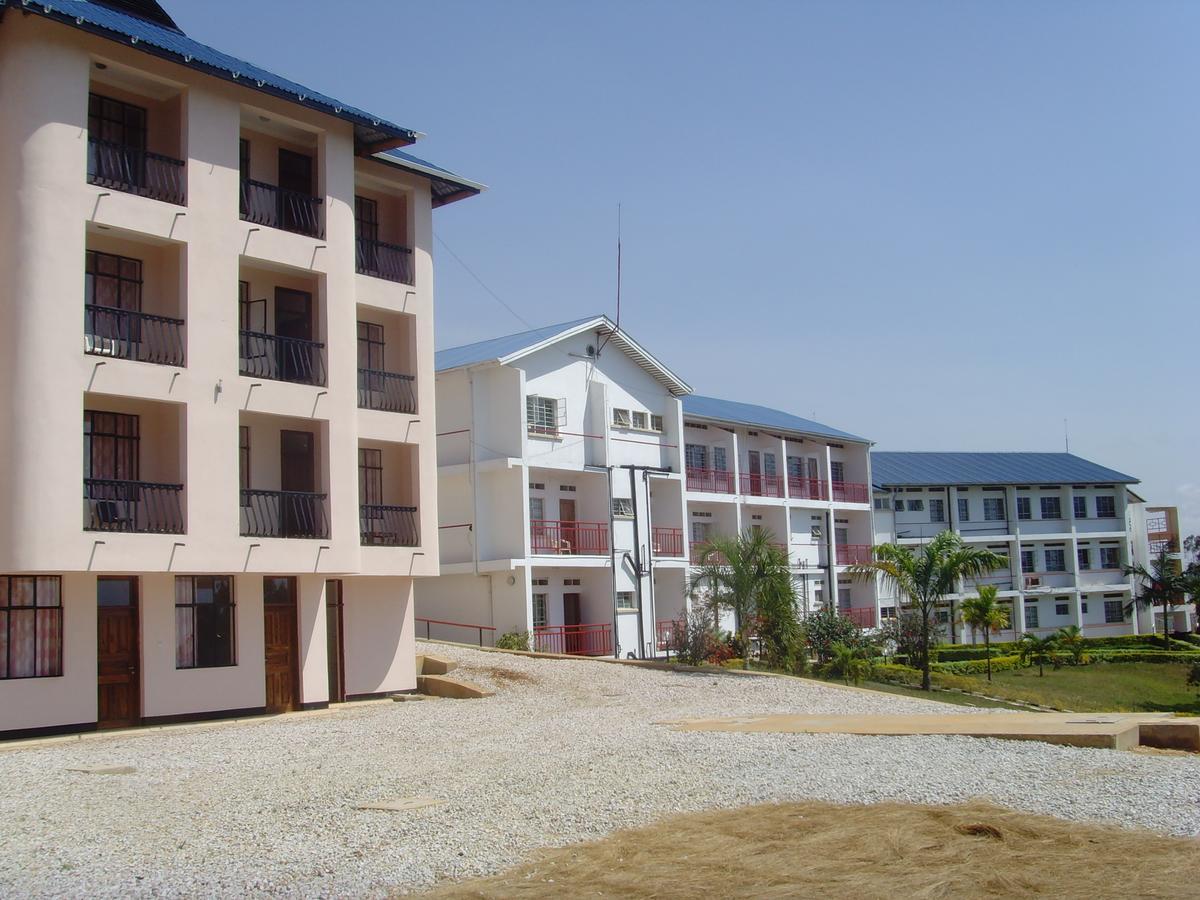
[[612, 408, 631, 428], [957, 498, 969, 522], [0, 576, 63, 679], [929, 499, 945, 523], [1095, 495, 1116, 518], [1040, 496, 1062, 520], [616, 591, 637, 610], [532, 593, 548, 628], [1025, 605, 1039, 628], [175, 576, 235, 669], [526, 396, 563, 436], [1016, 497, 1031, 520], [984, 498, 1006, 521], [1073, 496, 1087, 518], [1099, 547, 1120, 570], [1104, 600, 1125, 624], [1077, 548, 1091, 570], [1044, 548, 1066, 572], [612, 498, 634, 518]]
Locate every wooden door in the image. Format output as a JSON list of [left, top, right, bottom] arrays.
[[280, 430, 315, 537], [563, 593, 582, 654], [325, 579, 345, 703], [97, 577, 139, 729], [263, 577, 299, 714], [559, 498, 577, 552]]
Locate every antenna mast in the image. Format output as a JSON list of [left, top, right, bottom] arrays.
[[1064, 418, 1070, 453], [615, 202, 622, 331]]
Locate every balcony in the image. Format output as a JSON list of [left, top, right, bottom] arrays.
[[85, 306, 185, 367], [240, 179, 323, 238], [356, 237, 414, 284], [839, 606, 877, 628], [360, 504, 418, 547], [690, 542, 728, 566], [239, 331, 326, 386], [835, 543, 873, 566], [84, 478, 184, 534], [686, 467, 734, 494], [651, 527, 684, 558], [87, 139, 186, 206], [240, 489, 329, 539], [831, 481, 869, 504], [533, 623, 613, 656], [531, 520, 609, 555], [788, 476, 829, 501], [740, 473, 785, 498], [357, 369, 416, 414]]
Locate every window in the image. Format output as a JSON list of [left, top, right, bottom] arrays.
[[532, 593, 548, 628], [354, 195, 379, 243], [559, 484, 576, 492], [874, 497, 891, 510], [1073, 496, 1087, 518], [358, 448, 383, 507], [526, 396, 562, 436], [84, 410, 139, 482], [957, 498, 969, 522], [831, 461, 845, 483], [881, 606, 897, 619], [1055, 602, 1069, 616], [529, 496, 544, 522], [0, 576, 63, 679], [631, 411, 648, 430], [531, 578, 549, 586], [1095, 495, 1116, 518], [1020, 549, 1035, 572], [907, 499, 924, 512], [85, 249, 143, 315], [1044, 548, 1066, 572], [1025, 605, 1039, 628], [239, 138, 250, 181], [612, 408, 631, 428], [685, 443, 708, 470], [984, 498, 1006, 521], [935, 609, 950, 624], [1081, 602, 1088, 614], [1104, 600, 1125, 624], [88, 92, 147, 149], [1077, 548, 1091, 570], [616, 591, 636, 610], [563, 578, 581, 586], [529, 482, 545, 491], [1040, 496, 1062, 520], [811, 525, 823, 541], [712, 446, 727, 472], [1016, 497, 1031, 520], [175, 576, 235, 669], [764, 453, 777, 477], [612, 498, 634, 518], [650, 415, 664, 432], [1100, 547, 1120, 570], [239, 425, 250, 503], [357, 321, 385, 371], [929, 499, 945, 523]]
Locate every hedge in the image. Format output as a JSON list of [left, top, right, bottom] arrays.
[[1089, 650, 1200, 664], [932, 655, 1023, 675], [873, 663, 922, 686]]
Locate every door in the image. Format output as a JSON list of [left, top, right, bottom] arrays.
[[263, 577, 299, 713], [559, 498, 577, 553], [325, 580, 345, 703], [274, 288, 313, 383], [747, 450, 761, 494], [280, 430, 316, 537], [277, 148, 313, 231], [97, 577, 139, 728], [563, 593, 582, 654]]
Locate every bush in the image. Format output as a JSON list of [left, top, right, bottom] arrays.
[[1089, 650, 1200, 664], [932, 654, 1023, 676], [873, 663, 922, 686], [495, 631, 531, 652], [804, 606, 870, 663], [1174, 633, 1200, 648], [668, 611, 722, 666], [935, 647, 999, 662], [820, 642, 874, 684], [877, 609, 944, 671]]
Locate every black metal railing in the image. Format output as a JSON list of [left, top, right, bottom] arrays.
[[85, 305, 185, 367], [240, 178, 323, 237], [360, 505, 418, 547], [239, 330, 326, 385], [356, 237, 414, 284], [240, 489, 329, 539], [84, 478, 184, 534], [87, 139, 186, 205], [357, 368, 416, 414]]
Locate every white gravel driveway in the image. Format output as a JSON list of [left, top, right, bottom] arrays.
[[3, 643, 1198, 897]]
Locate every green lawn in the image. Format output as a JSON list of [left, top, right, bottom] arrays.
[[948, 663, 1200, 714], [856, 680, 1026, 710]]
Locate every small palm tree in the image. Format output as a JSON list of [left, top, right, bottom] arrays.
[[848, 532, 1007, 691], [959, 585, 1009, 682], [692, 529, 795, 669], [1018, 632, 1058, 677], [1056, 624, 1087, 666], [1125, 545, 1190, 649], [829, 642, 872, 685]]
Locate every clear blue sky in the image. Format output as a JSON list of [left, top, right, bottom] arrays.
[[179, 1, 1199, 533]]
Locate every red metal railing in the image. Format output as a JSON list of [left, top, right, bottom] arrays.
[[656, 618, 684, 650], [415, 617, 497, 646], [740, 472, 785, 498], [690, 542, 728, 566], [686, 467, 735, 493], [651, 526, 684, 557], [788, 476, 829, 501], [530, 519, 609, 555], [533, 623, 613, 656], [836, 543, 874, 565], [831, 481, 870, 504], [840, 607, 876, 628]]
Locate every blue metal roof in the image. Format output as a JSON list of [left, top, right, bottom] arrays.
[[436, 316, 601, 372], [682, 396, 869, 444], [378, 148, 485, 206], [871, 452, 1138, 487]]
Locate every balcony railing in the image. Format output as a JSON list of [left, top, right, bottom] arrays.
[[533, 623, 613, 656], [239, 331, 326, 386], [84, 478, 184, 534], [740, 473, 785, 498], [357, 368, 416, 414], [85, 305, 185, 367], [690, 542, 728, 566], [651, 526, 684, 558], [788, 476, 829, 501], [836, 543, 874, 566], [87, 138, 186, 205], [1148, 539, 1174, 555], [831, 480, 870, 504], [240, 178, 323, 237], [686, 467, 734, 494], [839, 606, 877, 628], [356, 237, 414, 283], [240, 489, 329, 539], [360, 504, 418, 547], [656, 618, 684, 651], [530, 519, 609, 555]]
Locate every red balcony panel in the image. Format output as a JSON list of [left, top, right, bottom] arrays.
[[656, 618, 683, 650], [788, 476, 829, 501], [840, 606, 876, 628], [740, 472, 785, 498], [651, 526, 684, 557], [687, 467, 735, 494], [836, 543, 874, 566], [530, 519, 609, 555], [533, 623, 613, 656], [831, 481, 869, 504], [690, 542, 728, 566]]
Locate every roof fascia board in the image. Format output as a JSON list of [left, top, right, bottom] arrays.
[[684, 412, 869, 446]]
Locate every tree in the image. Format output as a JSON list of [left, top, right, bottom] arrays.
[[959, 585, 1010, 682], [1018, 632, 1058, 676], [848, 532, 1007, 691], [1125, 545, 1191, 649], [803, 604, 868, 664], [1056, 624, 1087, 666], [691, 529, 797, 670], [877, 609, 944, 671]]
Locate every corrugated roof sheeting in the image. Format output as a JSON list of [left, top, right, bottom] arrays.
[[682, 395, 869, 444], [435, 317, 600, 372], [871, 452, 1138, 487]]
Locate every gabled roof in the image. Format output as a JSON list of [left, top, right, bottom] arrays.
[[6, 0, 481, 198], [871, 452, 1138, 487], [682, 396, 869, 444], [436, 315, 692, 396], [376, 148, 485, 207]]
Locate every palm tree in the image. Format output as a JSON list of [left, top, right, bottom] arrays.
[[691, 529, 796, 669], [1018, 632, 1057, 676], [1056, 624, 1086, 666], [1125, 545, 1190, 649], [848, 531, 1007, 691], [829, 642, 872, 685], [959, 585, 1009, 682]]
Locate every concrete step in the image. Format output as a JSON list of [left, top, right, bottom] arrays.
[[416, 674, 493, 700], [415, 654, 458, 676]]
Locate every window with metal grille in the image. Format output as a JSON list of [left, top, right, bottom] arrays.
[[1077, 548, 1091, 570], [1016, 497, 1031, 520], [1099, 547, 1120, 570], [908, 499, 924, 512], [1020, 550, 1035, 571], [616, 591, 636, 610], [1025, 605, 1039, 628], [612, 498, 634, 518], [984, 498, 1006, 521], [526, 396, 564, 436], [712, 447, 727, 471], [357, 321, 385, 370], [929, 499, 945, 523], [1040, 496, 1062, 520], [358, 448, 383, 506], [957, 498, 969, 521], [1095, 495, 1116, 518], [612, 408, 631, 428], [685, 444, 708, 470], [0, 576, 62, 679], [1055, 602, 1069, 616], [175, 576, 235, 669], [1104, 600, 1125, 623], [529, 497, 544, 522], [830, 461, 845, 483], [532, 593, 548, 628], [1044, 548, 1066, 572], [1073, 495, 1087, 518], [631, 411, 648, 430], [84, 410, 139, 481]]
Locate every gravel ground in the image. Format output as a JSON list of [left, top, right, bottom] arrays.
[[2, 643, 1198, 897]]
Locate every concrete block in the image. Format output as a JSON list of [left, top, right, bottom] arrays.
[[1139, 719, 1200, 752], [416, 654, 458, 676], [416, 674, 493, 699]]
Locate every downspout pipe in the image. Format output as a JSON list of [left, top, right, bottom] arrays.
[[606, 465, 619, 658], [628, 466, 645, 658]]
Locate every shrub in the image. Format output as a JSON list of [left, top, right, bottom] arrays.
[[820, 642, 874, 684], [1089, 650, 1200, 664], [495, 631, 531, 652], [874, 663, 922, 686], [877, 609, 944, 671], [935, 647, 997, 662], [668, 610, 722, 666], [932, 654, 1023, 676], [1174, 633, 1200, 648], [804, 606, 870, 663]]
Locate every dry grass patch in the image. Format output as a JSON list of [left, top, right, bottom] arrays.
[[461, 665, 539, 687], [425, 800, 1200, 899]]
